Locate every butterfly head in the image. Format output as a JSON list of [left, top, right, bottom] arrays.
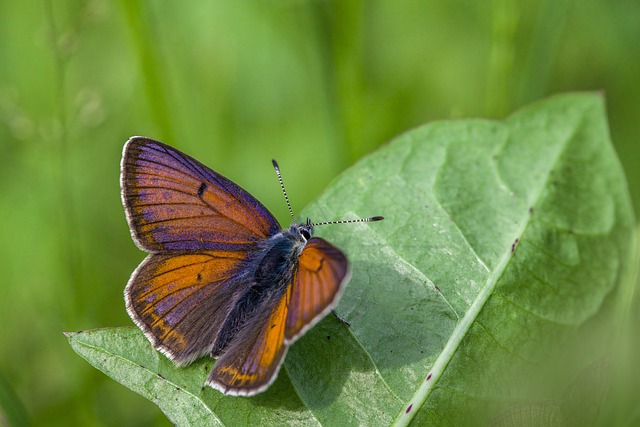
[[300, 218, 313, 241], [280, 219, 313, 254]]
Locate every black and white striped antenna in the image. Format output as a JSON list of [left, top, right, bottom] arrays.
[[272, 160, 295, 223], [272, 159, 384, 226], [311, 216, 384, 227]]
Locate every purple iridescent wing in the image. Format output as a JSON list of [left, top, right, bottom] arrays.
[[120, 137, 281, 253]]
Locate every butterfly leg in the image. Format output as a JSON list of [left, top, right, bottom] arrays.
[[331, 309, 351, 327]]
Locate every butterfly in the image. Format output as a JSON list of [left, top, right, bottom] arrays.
[[120, 136, 383, 396]]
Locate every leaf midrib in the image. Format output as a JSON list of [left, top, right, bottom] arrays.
[[391, 118, 579, 426]]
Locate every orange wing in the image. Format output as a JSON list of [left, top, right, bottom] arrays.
[[285, 237, 349, 341], [206, 286, 291, 396], [125, 250, 249, 365]]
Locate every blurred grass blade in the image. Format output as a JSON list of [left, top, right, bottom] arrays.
[[0, 373, 30, 427]]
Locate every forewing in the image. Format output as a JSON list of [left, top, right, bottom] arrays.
[[125, 250, 249, 365], [207, 287, 291, 396], [286, 237, 349, 341], [121, 137, 281, 252]]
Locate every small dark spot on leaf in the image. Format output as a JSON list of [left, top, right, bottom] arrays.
[[529, 206, 534, 214], [406, 404, 413, 413], [201, 386, 206, 392], [157, 373, 166, 380], [427, 373, 432, 381], [175, 386, 181, 391], [511, 238, 519, 253], [327, 335, 331, 340], [434, 285, 441, 293]]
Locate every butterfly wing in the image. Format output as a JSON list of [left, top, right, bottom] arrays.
[[285, 237, 349, 341], [125, 250, 252, 365], [121, 137, 281, 252], [207, 286, 292, 396]]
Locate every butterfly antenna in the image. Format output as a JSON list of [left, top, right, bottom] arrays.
[[272, 160, 296, 223], [312, 216, 384, 227]]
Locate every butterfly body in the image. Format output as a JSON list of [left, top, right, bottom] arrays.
[[121, 137, 355, 395], [209, 224, 309, 357]]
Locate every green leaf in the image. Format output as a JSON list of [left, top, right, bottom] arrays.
[[67, 93, 635, 426]]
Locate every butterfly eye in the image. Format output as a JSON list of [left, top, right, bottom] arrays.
[[300, 229, 311, 241]]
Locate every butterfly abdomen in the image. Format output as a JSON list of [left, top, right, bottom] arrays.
[[210, 232, 303, 356]]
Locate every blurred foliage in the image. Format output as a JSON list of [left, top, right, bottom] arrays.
[[0, 1, 638, 426]]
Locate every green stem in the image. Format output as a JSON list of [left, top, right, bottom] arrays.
[[120, 0, 175, 142], [486, 0, 519, 117]]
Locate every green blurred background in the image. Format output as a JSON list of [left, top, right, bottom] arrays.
[[0, 1, 638, 426]]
